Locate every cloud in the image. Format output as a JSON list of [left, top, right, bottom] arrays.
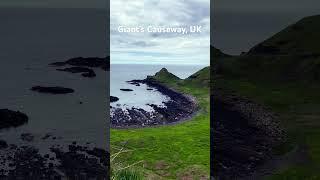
[[214, 0, 320, 13], [111, 0, 210, 65]]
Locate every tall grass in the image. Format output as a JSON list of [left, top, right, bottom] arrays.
[[111, 145, 144, 180]]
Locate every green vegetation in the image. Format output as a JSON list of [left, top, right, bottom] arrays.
[[111, 146, 144, 180], [113, 170, 143, 180], [249, 15, 320, 55], [213, 15, 320, 179], [150, 68, 181, 84], [111, 67, 210, 179]]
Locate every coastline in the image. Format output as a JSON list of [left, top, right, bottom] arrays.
[[0, 56, 110, 178], [111, 77, 199, 129]]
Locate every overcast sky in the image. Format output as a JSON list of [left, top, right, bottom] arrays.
[[212, 0, 320, 54], [110, 0, 210, 65], [214, 0, 320, 13]]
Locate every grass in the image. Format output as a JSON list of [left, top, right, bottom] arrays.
[[111, 68, 210, 179], [252, 15, 320, 54], [113, 169, 143, 180], [211, 14, 320, 179], [214, 74, 320, 179]]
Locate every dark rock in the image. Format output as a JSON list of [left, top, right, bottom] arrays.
[[10, 144, 17, 149], [56, 67, 96, 78], [127, 81, 141, 86], [110, 96, 119, 103], [81, 71, 96, 78], [86, 148, 109, 167], [0, 109, 28, 129], [49, 163, 54, 168], [120, 89, 134, 92], [111, 79, 197, 128], [21, 133, 34, 142], [50, 57, 109, 71], [31, 86, 74, 94], [211, 90, 284, 179], [51, 146, 109, 179], [1, 142, 110, 179], [7, 146, 59, 179], [50, 62, 66, 66], [42, 133, 52, 140], [147, 88, 153, 91], [0, 140, 8, 149]]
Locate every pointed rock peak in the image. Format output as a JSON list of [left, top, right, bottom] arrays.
[[159, 68, 169, 73]]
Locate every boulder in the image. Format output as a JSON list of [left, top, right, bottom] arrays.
[[120, 89, 133, 92], [0, 140, 8, 149], [31, 86, 74, 94], [0, 109, 28, 129], [110, 96, 119, 103]]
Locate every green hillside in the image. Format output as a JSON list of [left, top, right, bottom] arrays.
[[213, 15, 320, 179], [184, 67, 210, 87], [211, 46, 230, 58], [249, 15, 320, 55], [214, 15, 320, 82], [150, 68, 181, 84]]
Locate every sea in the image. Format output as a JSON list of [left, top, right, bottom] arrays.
[[0, 8, 108, 154], [110, 64, 206, 111]]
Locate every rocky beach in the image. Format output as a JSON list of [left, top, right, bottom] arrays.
[[0, 107, 109, 179], [212, 88, 284, 179], [111, 69, 198, 128]]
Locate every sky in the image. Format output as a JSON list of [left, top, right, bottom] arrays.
[[110, 0, 210, 65], [214, 0, 320, 13], [4, 0, 318, 57], [212, 0, 320, 55]]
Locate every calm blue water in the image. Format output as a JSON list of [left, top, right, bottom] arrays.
[[110, 64, 206, 111]]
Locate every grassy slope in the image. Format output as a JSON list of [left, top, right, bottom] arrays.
[[111, 67, 210, 179], [249, 15, 320, 55], [213, 15, 320, 179]]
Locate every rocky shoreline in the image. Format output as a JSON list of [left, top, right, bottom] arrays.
[[212, 89, 284, 179], [111, 78, 198, 128], [0, 142, 109, 179], [50, 56, 110, 78], [0, 109, 109, 179], [1, 56, 110, 178]]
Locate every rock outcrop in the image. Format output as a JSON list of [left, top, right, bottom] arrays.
[[31, 86, 74, 94], [57, 67, 96, 78], [0, 109, 28, 129]]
